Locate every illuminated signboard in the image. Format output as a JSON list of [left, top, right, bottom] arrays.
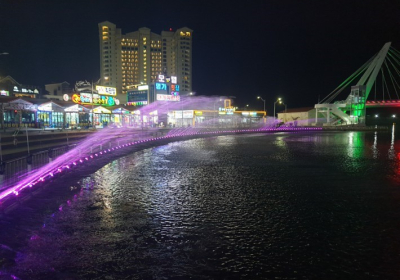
[[219, 107, 235, 115], [242, 112, 257, 117], [96, 86, 116, 96], [72, 93, 117, 106], [171, 76, 177, 84], [13, 86, 38, 94], [0, 90, 9, 96], [127, 90, 148, 106], [93, 107, 111, 114], [155, 83, 167, 91], [157, 74, 165, 82], [156, 94, 180, 102], [112, 108, 130, 114], [127, 101, 148, 106], [138, 85, 149, 91], [170, 84, 180, 92]]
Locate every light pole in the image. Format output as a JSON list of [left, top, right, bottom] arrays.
[[273, 98, 282, 121], [257, 96, 265, 112]]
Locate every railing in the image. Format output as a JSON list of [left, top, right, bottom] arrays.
[[0, 144, 78, 189], [0, 129, 159, 190]]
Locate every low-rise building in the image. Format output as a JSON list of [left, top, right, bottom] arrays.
[[277, 107, 325, 126], [0, 76, 42, 99], [44, 81, 72, 101]]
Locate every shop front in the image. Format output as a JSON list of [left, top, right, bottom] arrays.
[[37, 102, 65, 129], [111, 107, 132, 127], [131, 110, 142, 128], [148, 110, 158, 127], [64, 104, 91, 129], [1, 98, 36, 128], [130, 110, 159, 128], [92, 106, 111, 128], [168, 110, 194, 127], [240, 111, 265, 127]]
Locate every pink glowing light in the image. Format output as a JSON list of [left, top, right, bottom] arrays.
[[0, 123, 324, 207]]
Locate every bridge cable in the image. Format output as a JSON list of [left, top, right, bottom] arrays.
[[387, 50, 400, 98], [389, 48, 400, 67], [382, 65, 392, 100], [319, 60, 370, 104], [385, 58, 400, 99]]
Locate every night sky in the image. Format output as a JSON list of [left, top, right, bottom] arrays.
[[0, 0, 399, 114]]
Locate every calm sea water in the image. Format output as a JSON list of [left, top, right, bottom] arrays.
[[2, 130, 400, 280]]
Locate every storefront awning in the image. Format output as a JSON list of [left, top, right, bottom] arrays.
[[112, 107, 131, 114], [1, 98, 35, 110], [37, 101, 65, 112], [93, 106, 111, 114], [64, 104, 90, 113]]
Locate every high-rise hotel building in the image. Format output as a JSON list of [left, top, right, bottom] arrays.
[[98, 21, 193, 101]]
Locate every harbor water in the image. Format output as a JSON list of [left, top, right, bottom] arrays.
[[1, 130, 400, 279]]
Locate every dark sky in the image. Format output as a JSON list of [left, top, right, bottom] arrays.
[[0, 0, 399, 113]]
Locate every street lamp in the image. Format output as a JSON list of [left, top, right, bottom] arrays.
[[257, 96, 265, 112], [273, 98, 282, 120]]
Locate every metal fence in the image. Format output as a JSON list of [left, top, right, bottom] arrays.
[[0, 144, 77, 188], [0, 130, 162, 189], [2, 156, 28, 186]]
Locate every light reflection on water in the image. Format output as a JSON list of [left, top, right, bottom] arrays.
[[3, 131, 400, 279]]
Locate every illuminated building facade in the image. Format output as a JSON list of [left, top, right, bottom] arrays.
[[98, 21, 193, 102]]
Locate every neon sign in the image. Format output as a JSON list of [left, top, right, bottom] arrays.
[[219, 107, 235, 115], [157, 74, 165, 82], [171, 84, 180, 92], [127, 101, 148, 106], [156, 83, 167, 91], [157, 94, 180, 101], [72, 93, 116, 106]]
